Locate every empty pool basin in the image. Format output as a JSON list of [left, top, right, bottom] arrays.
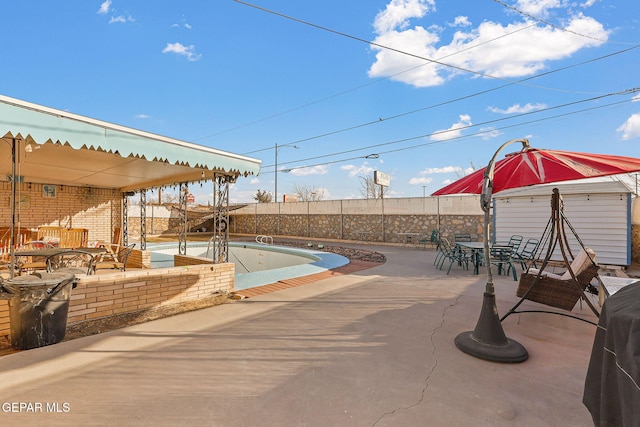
[[147, 242, 349, 290]]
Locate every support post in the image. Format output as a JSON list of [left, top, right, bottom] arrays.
[[454, 138, 530, 363], [9, 138, 17, 278], [122, 192, 131, 246], [213, 174, 233, 263], [139, 189, 147, 250], [178, 183, 187, 255]]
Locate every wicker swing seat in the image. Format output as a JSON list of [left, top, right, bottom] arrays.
[[516, 248, 599, 312]]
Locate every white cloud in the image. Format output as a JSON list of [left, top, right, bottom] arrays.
[[162, 42, 202, 62], [515, 0, 562, 17], [616, 113, 640, 140], [288, 165, 328, 176], [341, 163, 375, 178], [250, 178, 260, 185], [230, 189, 261, 204], [368, 1, 608, 87], [368, 26, 444, 87], [488, 102, 547, 114], [430, 114, 472, 141], [476, 126, 502, 140], [408, 176, 434, 185], [97, 0, 111, 15], [373, 0, 435, 34], [418, 166, 462, 174], [135, 113, 150, 119], [109, 15, 135, 24], [580, 0, 600, 7], [450, 16, 471, 27], [172, 19, 192, 30], [412, 165, 474, 185], [316, 187, 331, 199]]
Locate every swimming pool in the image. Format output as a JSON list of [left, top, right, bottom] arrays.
[[148, 242, 349, 290]]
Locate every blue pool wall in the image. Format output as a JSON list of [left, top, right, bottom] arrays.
[[148, 242, 349, 290]]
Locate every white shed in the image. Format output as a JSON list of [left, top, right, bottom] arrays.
[[493, 177, 637, 266]]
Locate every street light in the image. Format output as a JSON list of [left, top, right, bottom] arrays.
[[274, 143, 298, 202]]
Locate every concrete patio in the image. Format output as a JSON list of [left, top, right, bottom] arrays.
[[0, 243, 599, 426]]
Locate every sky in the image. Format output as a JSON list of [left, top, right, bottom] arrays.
[[1, 0, 639, 203]]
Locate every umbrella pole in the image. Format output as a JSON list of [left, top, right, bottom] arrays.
[[9, 137, 17, 279], [454, 138, 529, 363]]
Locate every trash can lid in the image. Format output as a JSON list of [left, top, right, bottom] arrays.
[[2, 272, 75, 294]]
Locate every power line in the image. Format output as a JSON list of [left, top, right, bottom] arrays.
[[232, 0, 637, 157], [254, 45, 638, 159], [208, 21, 537, 148], [491, 0, 632, 44], [267, 97, 636, 175], [234, 0, 599, 94], [261, 88, 638, 172]]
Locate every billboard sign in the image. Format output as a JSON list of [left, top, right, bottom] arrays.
[[374, 170, 390, 187]]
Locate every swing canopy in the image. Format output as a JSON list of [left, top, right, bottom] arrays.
[[432, 147, 640, 196]]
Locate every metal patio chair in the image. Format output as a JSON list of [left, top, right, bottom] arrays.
[[512, 238, 540, 270], [490, 245, 518, 281], [16, 240, 56, 274], [94, 243, 136, 273], [46, 250, 96, 275], [436, 238, 469, 275]]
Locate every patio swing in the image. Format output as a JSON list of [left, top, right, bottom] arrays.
[[500, 188, 601, 325]]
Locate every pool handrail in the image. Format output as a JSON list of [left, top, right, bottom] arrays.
[[256, 235, 273, 245]]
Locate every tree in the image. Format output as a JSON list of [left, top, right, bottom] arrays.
[[290, 184, 325, 201], [454, 161, 477, 178], [159, 188, 179, 204], [253, 189, 273, 203], [359, 175, 389, 199]]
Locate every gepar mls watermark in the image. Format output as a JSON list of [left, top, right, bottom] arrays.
[[2, 402, 71, 413]]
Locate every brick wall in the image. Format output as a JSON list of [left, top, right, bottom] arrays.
[[0, 301, 7, 342], [0, 261, 234, 341], [0, 182, 121, 243]]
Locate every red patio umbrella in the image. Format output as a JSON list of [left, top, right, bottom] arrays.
[[432, 147, 640, 196], [435, 138, 640, 363]]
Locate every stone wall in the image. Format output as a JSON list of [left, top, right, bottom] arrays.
[[633, 225, 640, 264], [228, 213, 484, 244], [222, 196, 486, 244], [128, 197, 486, 243], [127, 196, 640, 262]]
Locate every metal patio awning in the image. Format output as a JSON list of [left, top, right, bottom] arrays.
[[0, 95, 261, 191]]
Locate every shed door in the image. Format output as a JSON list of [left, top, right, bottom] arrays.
[[494, 192, 630, 266]]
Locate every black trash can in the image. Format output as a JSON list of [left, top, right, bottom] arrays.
[[0, 272, 76, 350]]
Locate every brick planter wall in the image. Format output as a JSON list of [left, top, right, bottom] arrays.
[[0, 262, 234, 342]]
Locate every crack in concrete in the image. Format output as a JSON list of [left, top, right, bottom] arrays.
[[372, 294, 462, 426]]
